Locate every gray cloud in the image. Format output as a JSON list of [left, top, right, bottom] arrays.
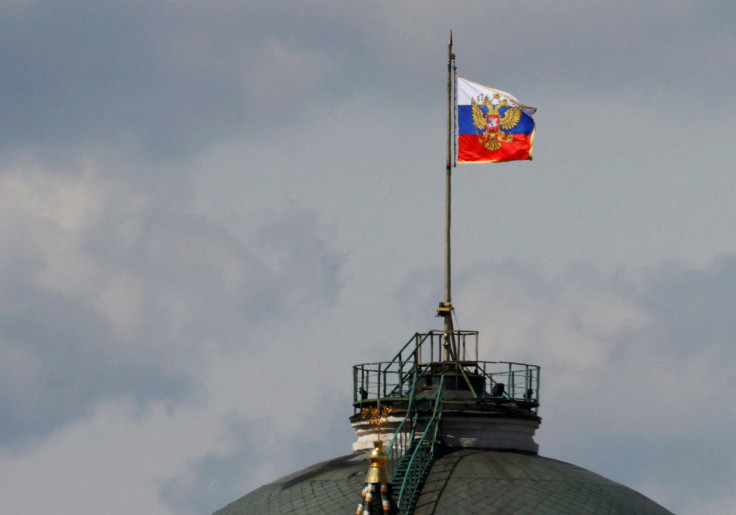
[[0, 157, 344, 447], [159, 414, 276, 515], [1, 1, 735, 513], [441, 256, 736, 512], [160, 391, 354, 515], [1, 2, 234, 155], [0, 0, 381, 158], [0, 263, 188, 447]]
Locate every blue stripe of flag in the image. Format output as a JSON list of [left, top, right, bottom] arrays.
[[457, 105, 534, 135]]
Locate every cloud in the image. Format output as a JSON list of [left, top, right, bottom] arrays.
[[0, 156, 344, 447], [0, 1, 242, 157], [159, 414, 277, 515], [439, 257, 736, 511], [0, 0, 381, 158], [160, 385, 354, 515]]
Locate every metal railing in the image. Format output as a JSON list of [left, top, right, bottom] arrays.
[[415, 330, 479, 363], [484, 361, 540, 405], [353, 330, 473, 406], [390, 380, 444, 514], [353, 330, 540, 413]]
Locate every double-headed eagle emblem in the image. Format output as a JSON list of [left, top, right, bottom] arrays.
[[471, 93, 523, 151]]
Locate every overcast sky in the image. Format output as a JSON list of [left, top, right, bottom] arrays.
[[0, 1, 734, 514]]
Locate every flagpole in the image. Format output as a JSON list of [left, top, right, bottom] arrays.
[[442, 32, 456, 352]]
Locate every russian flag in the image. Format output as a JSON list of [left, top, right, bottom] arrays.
[[457, 77, 536, 164]]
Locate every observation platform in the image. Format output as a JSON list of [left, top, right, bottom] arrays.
[[350, 330, 542, 456], [352, 330, 540, 412]]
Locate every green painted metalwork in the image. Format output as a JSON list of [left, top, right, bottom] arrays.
[[352, 330, 542, 514], [385, 364, 431, 468], [352, 330, 541, 414], [390, 379, 445, 514]]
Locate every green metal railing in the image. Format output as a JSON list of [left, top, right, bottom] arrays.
[[385, 365, 432, 467], [484, 361, 540, 406], [352, 331, 540, 414], [389, 380, 445, 514]]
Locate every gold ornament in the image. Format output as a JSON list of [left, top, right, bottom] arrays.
[[361, 405, 393, 437], [471, 93, 523, 151]]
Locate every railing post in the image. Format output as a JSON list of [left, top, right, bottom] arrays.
[[381, 369, 388, 399], [377, 363, 382, 400], [362, 367, 366, 399], [353, 366, 357, 404], [510, 370, 515, 400]]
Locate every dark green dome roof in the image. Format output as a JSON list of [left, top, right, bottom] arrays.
[[213, 448, 672, 514], [215, 331, 673, 514]]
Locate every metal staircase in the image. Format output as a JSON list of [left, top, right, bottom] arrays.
[[389, 380, 444, 514]]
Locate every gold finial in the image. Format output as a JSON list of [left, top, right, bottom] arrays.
[[361, 405, 393, 484], [365, 438, 391, 484]]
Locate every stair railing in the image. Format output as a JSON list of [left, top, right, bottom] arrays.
[[391, 379, 445, 514]]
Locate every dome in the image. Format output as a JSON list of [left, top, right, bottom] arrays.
[[214, 448, 672, 514], [214, 330, 672, 514]]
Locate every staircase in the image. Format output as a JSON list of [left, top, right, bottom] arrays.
[[390, 382, 444, 514]]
